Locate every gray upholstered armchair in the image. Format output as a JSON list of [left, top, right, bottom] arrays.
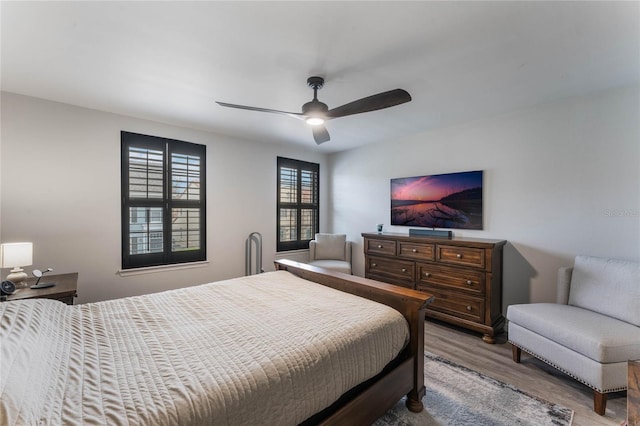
[[308, 233, 352, 274], [507, 255, 640, 415]]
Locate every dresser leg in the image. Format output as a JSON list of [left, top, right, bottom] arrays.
[[482, 333, 496, 344]]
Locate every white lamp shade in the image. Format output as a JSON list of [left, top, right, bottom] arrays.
[[0, 242, 33, 268]]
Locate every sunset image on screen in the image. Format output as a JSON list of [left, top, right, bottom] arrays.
[[390, 170, 483, 229]]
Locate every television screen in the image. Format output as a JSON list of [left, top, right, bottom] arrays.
[[390, 170, 483, 230]]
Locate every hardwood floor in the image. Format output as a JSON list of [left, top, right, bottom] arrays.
[[424, 319, 627, 426]]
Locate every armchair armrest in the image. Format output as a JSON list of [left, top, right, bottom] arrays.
[[345, 241, 352, 263], [556, 266, 573, 305]]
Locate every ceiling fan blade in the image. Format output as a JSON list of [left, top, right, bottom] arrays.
[[216, 101, 304, 120], [312, 125, 330, 145], [326, 89, 411, 119]]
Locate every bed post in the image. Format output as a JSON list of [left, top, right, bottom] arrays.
[[405, 304, 426, 412]]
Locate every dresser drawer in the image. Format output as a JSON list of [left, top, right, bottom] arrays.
[[366, 272, 414, 289], [366, 255, 414, 284], [398, 242, 435, 261], [436, 245, 486, 269], [417, 263, 485, 296], [417, 285, 485, 323], [365, 238, 397, 256]]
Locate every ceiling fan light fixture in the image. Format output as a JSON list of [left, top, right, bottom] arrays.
[[216, 75, 412, 145], [306, 116, 325, 126]]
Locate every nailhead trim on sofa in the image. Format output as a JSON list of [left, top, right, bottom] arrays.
[[508, 341, 628, 393]]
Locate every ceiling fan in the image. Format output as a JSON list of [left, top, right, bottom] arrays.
[[216, 77, 412, 145]]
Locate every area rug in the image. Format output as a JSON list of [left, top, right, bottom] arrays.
[[374, 352, 574, 426]]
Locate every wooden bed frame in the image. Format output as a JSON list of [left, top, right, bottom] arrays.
[[274, 259, 434, 425]]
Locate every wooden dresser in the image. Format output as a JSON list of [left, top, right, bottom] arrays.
[[362, 232, 506, 343]]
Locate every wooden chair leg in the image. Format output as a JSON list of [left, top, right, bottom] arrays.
[[511, 344, 521, 363], [593, 389, 607, 415]]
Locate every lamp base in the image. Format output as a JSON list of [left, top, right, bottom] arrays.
[[6, 269, 28, 288]]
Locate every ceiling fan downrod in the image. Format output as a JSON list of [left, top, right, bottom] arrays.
[[307, 76, 325, 100], [302, 76, 328, 119]]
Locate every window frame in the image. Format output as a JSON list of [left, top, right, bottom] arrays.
[[277, 156, 320, 252], [121, 131, 206, 269]]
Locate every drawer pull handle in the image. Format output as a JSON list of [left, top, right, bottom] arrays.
[[372, 263, 377, 267], [412, 249, 417, 253], [401, 268, 407, 272], [424, 272, 431, 278], [456, 254, 463, 259], [377, 244, 383, 249], [466, 305, 472, 311], [466, 280, 473, 285]]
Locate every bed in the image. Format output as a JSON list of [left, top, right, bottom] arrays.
[[0, 259, 432, 425]]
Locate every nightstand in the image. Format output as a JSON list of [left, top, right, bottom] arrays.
[[1, 272, 78, 305]]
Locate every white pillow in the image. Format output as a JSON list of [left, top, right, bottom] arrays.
[[314, 234, 346, 260], [568, 255, 640, 326]]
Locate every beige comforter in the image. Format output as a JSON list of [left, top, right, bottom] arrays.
[[0, 270, 408, 425]]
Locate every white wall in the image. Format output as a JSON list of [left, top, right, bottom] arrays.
[[0, 92, 327, 303], [328, 85, 640, 309], [3, 87, 639, 308]]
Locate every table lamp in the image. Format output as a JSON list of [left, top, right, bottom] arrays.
[[0, 242, 33, 287]]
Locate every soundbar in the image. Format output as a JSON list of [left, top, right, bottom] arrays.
[[409, 229, 452, 238]]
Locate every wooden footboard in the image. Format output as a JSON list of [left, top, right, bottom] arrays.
[[274, 259, 433, 424]]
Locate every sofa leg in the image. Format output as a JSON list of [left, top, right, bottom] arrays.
[[593, 390, 607, 415], [511, 344, 521, 363]]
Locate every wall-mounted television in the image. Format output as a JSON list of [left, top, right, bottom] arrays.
[[390, 170, 483, 230]]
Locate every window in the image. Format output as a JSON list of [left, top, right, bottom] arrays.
[[277, 157, 319, 251], [121, 131, 206, 269]]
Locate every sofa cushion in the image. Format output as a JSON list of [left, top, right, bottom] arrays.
[[314, 234, 346, 260], [507, 303, 640, 363], [568, 255, 640, 326]]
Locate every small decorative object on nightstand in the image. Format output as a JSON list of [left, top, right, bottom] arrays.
[[0, 280, 16, 296], [31, 268, 56, 289], [0, 272, 78, 305]]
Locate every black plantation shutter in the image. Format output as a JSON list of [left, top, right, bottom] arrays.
[[122, 132, 206, 269], [277, 157, 319, 251]]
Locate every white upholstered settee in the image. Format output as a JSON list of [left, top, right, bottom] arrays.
[[507, 255, 640, 415], [308, 233, 352, 274]]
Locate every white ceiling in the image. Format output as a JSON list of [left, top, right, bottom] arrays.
[[2, 1, 639, 153]]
